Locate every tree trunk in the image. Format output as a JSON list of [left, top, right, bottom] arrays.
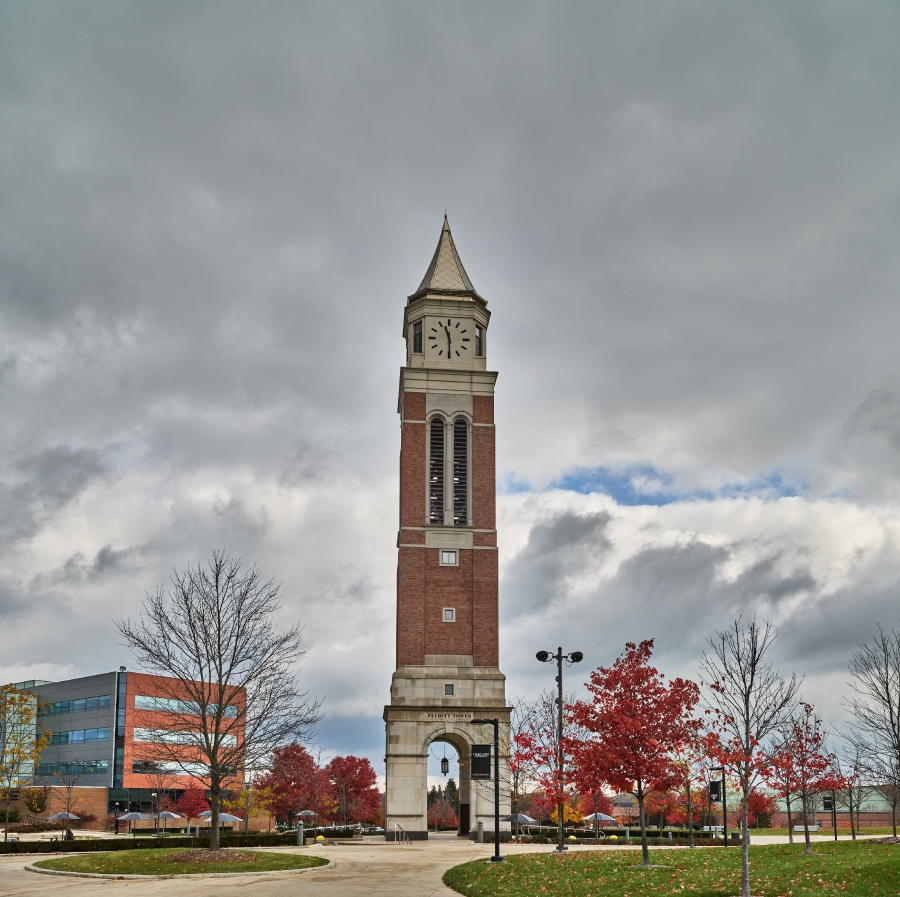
[[636, 779, 650, 867], [801, 788, 811, 855], [893, 799, 897, 838], [3, 794, 11, 842], [740, 782, 750, 897], [849, 791, 856, 840], [786, 792, 793, 844], [210, 782, 220, 851], [687, 782, 694, 848]]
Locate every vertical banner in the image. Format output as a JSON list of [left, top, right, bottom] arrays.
[[471, 744, 492, 780]]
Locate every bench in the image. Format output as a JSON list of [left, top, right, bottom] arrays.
[[793, 823, 820, 833]]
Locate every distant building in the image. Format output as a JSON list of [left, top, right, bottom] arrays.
[[11, 669, 245, 814]]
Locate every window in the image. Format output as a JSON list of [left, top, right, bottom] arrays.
[[133, 728, 237, 747], [475, 326, 483, 356], [413, 321, 423, 353], [135, 695, 239, 717], [444, 684, 455, 696], [453, 418, 468, 525], [132, 760, 213, 775], [37, 760, 108, 776], [42, 695, 111, 716], [443, 607, 456, 622], [440, 550, 457, 565], [429, 417, 445, 524], [48, 727, 110, 745]]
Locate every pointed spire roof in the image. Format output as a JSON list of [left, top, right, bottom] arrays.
[[416, 215, 476, 293]]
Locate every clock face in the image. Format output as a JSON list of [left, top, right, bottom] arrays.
[[427, 318, 472, 359]]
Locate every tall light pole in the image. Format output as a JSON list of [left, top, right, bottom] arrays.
[[471, 717, 503, 863], [536, 647, 583, 853], [710, 766, 727, 847]]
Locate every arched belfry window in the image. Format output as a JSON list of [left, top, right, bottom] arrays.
[[429, 417, 445, 525], [453, 418, 468, 526]]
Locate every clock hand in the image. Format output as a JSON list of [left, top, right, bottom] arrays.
[[445, 327, 451, 357]]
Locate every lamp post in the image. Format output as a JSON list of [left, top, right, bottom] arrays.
[[114, 803, 120, 835], [824, 791, 837, 841], [710, 767, 727, 847], [536, 647, 583, 853], [470, 717, 503, 863]]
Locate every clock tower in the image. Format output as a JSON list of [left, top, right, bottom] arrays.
[[383, 217, 510, 840]]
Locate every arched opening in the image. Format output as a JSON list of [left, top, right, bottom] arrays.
[[426, 732, 471, 836]]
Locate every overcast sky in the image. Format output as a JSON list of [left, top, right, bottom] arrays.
[[2, 2, 900, 779]]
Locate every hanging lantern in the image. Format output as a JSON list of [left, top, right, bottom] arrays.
[[441, 757, 449, 776]]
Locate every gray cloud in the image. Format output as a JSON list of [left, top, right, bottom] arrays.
[[1, 3, 900, 763], [502, 511, 612, 615]]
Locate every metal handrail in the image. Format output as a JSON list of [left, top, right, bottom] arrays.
[[394, 823, 412, 846]]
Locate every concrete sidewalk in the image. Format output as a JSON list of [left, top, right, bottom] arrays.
[[0, 832, 881, 897]]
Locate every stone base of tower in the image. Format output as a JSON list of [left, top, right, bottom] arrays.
[[383, 657, 511, 840]]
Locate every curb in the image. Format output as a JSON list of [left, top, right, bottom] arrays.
[[25, 857, 334, 880]]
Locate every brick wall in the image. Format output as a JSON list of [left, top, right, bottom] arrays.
[[472, 398, 495, 530], [400, 392, 426, 527], [424, 549, 474, 657], [396, 389, 498, 668], [473, 549, 499, 666], [397, 546, 426, 665]]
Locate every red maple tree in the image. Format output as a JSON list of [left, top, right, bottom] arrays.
[[427, 798, 458, 829], [746, 790, 775, 828], [176, 783, 209, 833], [258, 742, 324, 824], [644, 790, 678, 829], [764, 703, 842, 854], [325, 756, 381, 825], [568, 640, 700, 866]]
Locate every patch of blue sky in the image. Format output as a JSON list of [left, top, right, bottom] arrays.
[[499, 465, 808, 506]]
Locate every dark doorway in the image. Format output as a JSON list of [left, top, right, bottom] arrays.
[[458, 802, 470, 836]]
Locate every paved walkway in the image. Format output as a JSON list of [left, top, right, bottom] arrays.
[[0, 832, 880, 897]]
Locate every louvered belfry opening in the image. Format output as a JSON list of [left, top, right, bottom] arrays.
[[429, 417, 445, 524], [453, 418, 468, 525]]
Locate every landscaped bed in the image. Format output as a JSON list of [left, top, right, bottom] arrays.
[[443, 840, 900, 897], [32, 847, 329, 876]]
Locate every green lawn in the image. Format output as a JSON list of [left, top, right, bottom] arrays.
[[443, 841, 900, 897], [33, 848, 329, 876]]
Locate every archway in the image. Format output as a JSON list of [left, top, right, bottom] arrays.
[[426, 730, 471, 836]]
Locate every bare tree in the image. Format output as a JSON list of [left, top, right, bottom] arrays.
[[701, 617, 799, 897], [53, 763, 86, 839], [833, 744, 869, 839], [845, 625, 900, 836], [503, 695, 537, 839], [117, 550, 322, 849]]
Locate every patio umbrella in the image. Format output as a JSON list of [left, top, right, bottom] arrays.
[[117, 811, 150, 835], [582, 813, 616, 822], [295, 810, 316, 817], [199, 811, 243, 823], [47, 812, 81, 820], [501, 814, 536, 824], [154, 810, 181, 835]]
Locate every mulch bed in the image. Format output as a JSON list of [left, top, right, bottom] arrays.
[[872, 837, 900, 844], [162, 849, 258, 864]]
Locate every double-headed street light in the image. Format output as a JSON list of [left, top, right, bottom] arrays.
[[536, 647, 583, 854]]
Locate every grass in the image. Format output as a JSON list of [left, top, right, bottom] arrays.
[[443, 840, 900, 897], [33, 847, 329, 876]]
